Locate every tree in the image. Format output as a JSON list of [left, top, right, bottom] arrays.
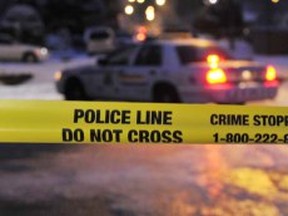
[[193, 0, 243, 40]]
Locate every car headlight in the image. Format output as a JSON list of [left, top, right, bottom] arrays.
[[54, 71, 62, 81], [40, 47, 48, 55]]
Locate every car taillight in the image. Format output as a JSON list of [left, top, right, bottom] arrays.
[[135, 26, 147, 42], [265, 65, 277, 81], [206, 68, 227, 84], [207, 54, 220, 69]]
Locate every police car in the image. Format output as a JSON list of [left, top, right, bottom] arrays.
[[54, 38, 279, 104]]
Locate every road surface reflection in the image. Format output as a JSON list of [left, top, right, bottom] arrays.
[[0, 145, 288, 215]]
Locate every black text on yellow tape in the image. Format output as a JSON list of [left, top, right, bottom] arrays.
[[0, 100, 288, 144]]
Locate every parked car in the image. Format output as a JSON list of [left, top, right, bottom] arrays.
[[0, 34, 49, 62], [55, 38, 279, 104], [83, 27, 115, 55]]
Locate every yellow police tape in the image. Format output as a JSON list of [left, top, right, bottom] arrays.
[[0, 100, 288, 144]]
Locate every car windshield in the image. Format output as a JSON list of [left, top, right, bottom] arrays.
[[176, 45, 233, 65], [90, 31, 110, 40], [103, 44, 137, 65]]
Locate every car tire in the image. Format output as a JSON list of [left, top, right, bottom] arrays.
[[153, 85, 180, 103], [64, 79, 87, 100], [22, 53, 38, 63]]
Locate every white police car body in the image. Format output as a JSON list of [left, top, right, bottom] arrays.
[[55, 38, 279, 104]]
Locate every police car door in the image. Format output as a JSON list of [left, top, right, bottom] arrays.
[[117, 44, 163, 101], [96, 46, 137, 100]]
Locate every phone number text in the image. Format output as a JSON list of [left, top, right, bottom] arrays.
[[213, 133, 288, 144]]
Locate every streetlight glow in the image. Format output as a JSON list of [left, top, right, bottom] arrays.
[[156, 0, 166, 6], [271, 0, 280, 3], [209, 0, 218, 4], [128, 0, 135, 2], [125, 5, 134, 15], [203, 0, 219, 5], [137, 0, 145, 4], [145, 6, 155, 21]]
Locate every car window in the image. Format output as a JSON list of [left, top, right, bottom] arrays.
[[90, 31, 110, 40], [134, 44, 162, 66], [198, 46, 233, 61], [176, 45, 233, 65], [106, 46, 137, 66], [176, 45, 199, 65]]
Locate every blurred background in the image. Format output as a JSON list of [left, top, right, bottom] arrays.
[[0, 0, 287, 54], [1, 1, 288, 216]]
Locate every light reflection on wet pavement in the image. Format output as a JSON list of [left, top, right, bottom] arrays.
[[0, 144, 288, 215]]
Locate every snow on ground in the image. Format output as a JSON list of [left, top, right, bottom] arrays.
[[0, 51, 95, 100]]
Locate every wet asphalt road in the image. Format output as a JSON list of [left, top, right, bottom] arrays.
[[0, 144, 288, 215]]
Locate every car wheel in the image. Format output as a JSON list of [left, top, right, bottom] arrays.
[[64, 79, 87, 100], [153, 85, 180, 103], [23, 53, 38, 63]]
